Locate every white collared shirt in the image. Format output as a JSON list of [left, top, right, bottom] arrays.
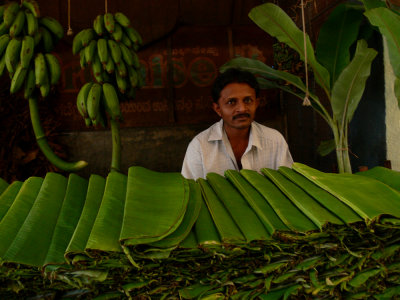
[[181, 119, 293, 179]]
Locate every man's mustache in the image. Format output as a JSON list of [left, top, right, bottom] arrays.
[[233, 113, 251, 120]]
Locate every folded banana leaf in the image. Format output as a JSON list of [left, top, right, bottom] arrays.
[[0, 177, 43, 258], [65, 174, 106, 262], [3, 173, 67, 267], [356, 166, 400, 192], [86, 171, 127, 253], [240, 169, 317, 232], [278, 166, 362, 224], [226, 170, 288, 235], [0, 181, 23, 222], [0, 178, 8, 196], [207, 172, 270, 242], [120, 167, 189, 246], [292, 163, 400, 221], [198, 177, 245, 245]]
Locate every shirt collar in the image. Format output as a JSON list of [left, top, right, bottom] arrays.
[[208, 119, 263, 150]]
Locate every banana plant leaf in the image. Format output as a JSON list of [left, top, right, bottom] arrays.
[[315, 3, 363, 87], [248, 3, 330, 92], [364, 6, 400, 105], [65, 174, 106, 261], [278, 167, 362, 224], [43, 174, 88, 266], [262, 168, 343, 228], [331, 39, 378, 126], [194, 192, 221, 247], [149, 180, 202, 249], [225, 170, 288, 235], [0, 177, 43, 258], [239, 169, 317, 232], [0, 178, 8, 196], [179, 230, 198, 249], [207, 172, 270, 242], [292, 163, 400, 221], [120, 167, 189, 246], [0, 181, 23, 222], [86, 171, 127, 253], [198, 178, 245, 244], [356, 166, 400, 192], [3, 173, 67, 267]]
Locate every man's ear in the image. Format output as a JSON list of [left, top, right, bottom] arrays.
[[212, 102, 222, 117]]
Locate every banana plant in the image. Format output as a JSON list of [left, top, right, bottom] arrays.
[[221, 3, 377, 173]]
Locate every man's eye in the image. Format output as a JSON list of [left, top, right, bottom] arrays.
[[227, 99, 235, 105], [244, 97, 253, 103]]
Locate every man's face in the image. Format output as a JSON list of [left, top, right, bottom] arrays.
[[212, 82, 259, 131]]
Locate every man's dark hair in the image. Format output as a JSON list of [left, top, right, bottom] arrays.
[[211, 68, 260, 103]]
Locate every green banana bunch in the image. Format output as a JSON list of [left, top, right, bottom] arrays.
[[103, 82, 122, 120]]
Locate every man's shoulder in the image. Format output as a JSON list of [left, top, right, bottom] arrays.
[[252, 122, 285, 140], [192, 121, 221, 142]]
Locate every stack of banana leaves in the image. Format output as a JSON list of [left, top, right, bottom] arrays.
[[0, 163, 400, 299]]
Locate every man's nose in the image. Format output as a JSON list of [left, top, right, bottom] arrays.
[[236, 99, 248, 112]]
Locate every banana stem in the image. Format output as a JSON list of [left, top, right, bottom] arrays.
[[110, 119, 121, 172], [29, 97, 88, 172]]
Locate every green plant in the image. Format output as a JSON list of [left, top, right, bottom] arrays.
[[222, 2, 378, 173]]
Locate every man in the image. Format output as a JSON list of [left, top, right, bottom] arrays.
[[181, 68, 293, 180]]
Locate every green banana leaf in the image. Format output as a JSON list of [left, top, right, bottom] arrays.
[[179, 229, 198, 249], [331, 39, 377, 126], [65, 174, 106, 261], [262, 168, 343, 228], [278, 167, 362, 224], [3, 173, 67, 267], [86, 171, 127, 253], [0, 177, 8, 195], [0, 177, 43, 258], [120, 167, 189, 246], [356, 166, 400, 191], [225, 170, 288, 235], [362, 0, 387, 10], [364, 6, 400, 106], [0, 181, 23, 222], [194, 193, 221, 247], [43, 174, 88, 266], [292, 163, 400, 221], [198, 178, 245, 244], [249, 3, 330, 92], [316, 139, 336, 157], [240, 169, 317, 232], [207, 172, 270, 242], [315, 4, 363, 87]]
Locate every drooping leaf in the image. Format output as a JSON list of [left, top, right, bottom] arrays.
[[249, 3, 330, 92], [316, 4, 363, 86], [0, 178, 9, 196], [331, 39, 377, 126], [194, 193, 221, 247], [0, 181, 23, 222], [356, 166, 400, 191]]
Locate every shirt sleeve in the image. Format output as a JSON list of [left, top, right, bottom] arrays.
[[277, 138, 294, 168], [181, 138, 205, 180]]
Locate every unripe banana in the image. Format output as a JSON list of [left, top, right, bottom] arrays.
[[34, 52, 47, 86], [0, 34, 10, 56], [104, 13, 115, 33], [108, 39, 121, 65], [121, 33, 132, 48], [9, 10, 25, 38], [41, 26, 54, 52], [124, 26, 142, 46], [116, 59, 127, 78], [115, 71, 127, 94], [112, 23, 123, 42], [84, 117, 92, 127], [79, 48, 86, 69], [131, 50, 141, 69], [0, 22, 8, 36], [33, 26, 42, 46], [4, 2, 20, 28], [97, 38, 108, 65], [0, 5, 6, 19], [114, 12, 130, 28], [105, 57, 114, 74], [40, 81, 50, 97], [91, 53, 103, 83], [5, 38, 22, 74], [22, 0, 40, 18], [72, 28, 95, 54], [20, 35, 34, 68], [10, 63, 28, 94], [127, 65, 138, 88], [84, 39, 97, 65], [24, 66, 35, 99], [120, 43, 134, 67], [93, 14, 104, 36], [87, 82, 102, 121], [103, 82, 121, 120], [76, 81, 93, 118], [39, 16, 64, 40], [45, 53, 61, 85], [0, 55, 6, 77], [25, 9, 38, 36]]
